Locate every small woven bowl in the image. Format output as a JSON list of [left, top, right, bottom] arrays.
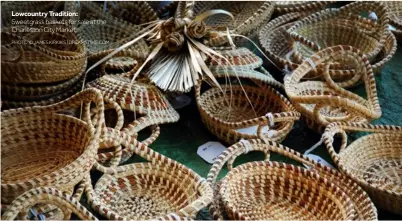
[[196, 68, 299, 145], [323, 122, 402, 215], [284, 45, 382, 132], [207, 139, 377, 220]]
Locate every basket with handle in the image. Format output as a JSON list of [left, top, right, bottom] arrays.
[[323, 122, 402, 215], [284, 45, 382, 132], [207, 139, 377, 220], [83, 129, 214, 220], [195, 68, 299, 145], [287, 2, 390, 64], [1, 88, 104, 204]]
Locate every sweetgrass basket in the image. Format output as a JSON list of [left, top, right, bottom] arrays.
[[196, 68, 299, 145], [1, 89, 104, 204], [284, 45, 382, 132], [323, 122, 402, 215], [287, 2, 390, 64], [274, 1, 331, 14], [84, 130, 213, 220], [207, 139, 377, 220], [383, 1, 402, 41]]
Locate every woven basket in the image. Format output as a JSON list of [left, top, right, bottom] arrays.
[[207, 47, 263, 70], [287, 2, 390, 64], [1, 30, 87, 84], [323, 122, 402, 215], [1, 88, 104, 204], [193, 2, 274, 46], [196, 68, 299, 145], [383, 1, 402, 41], [84, 130, 213, 220], [284, 45, 382, 132], [274, 1, 331, 14], [207, 139, 377, 220]]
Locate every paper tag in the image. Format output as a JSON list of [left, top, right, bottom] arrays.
[[197, 142, 226, 164], [236, 126, 277, 138], [304, 154, 335, 169], [368, 12, 377, 21], [169, 94, 191, 110], [389, 25, 397, 31]]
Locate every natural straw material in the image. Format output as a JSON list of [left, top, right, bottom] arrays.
[[196, 68, 299, 144], [284, 45, 382, 132], [383, 1, 402, 41], [85, 130, 213, 220], [323, 122, 402, 215], [207, 139, 377, 220], [274, 1, 331, 14], [1, 89, 104, 204]]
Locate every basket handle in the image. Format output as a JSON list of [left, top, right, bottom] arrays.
[[1, 187, 98, 221], [323, 122, 402, 158], [90, 97, 124, 135]]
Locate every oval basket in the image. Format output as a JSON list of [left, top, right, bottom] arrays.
[[1, 89, 104, 204], [323, 122, 402, 215], [196, 68, 299, 145], [207, 139, 377, 220], [284, 45, 382, 132]]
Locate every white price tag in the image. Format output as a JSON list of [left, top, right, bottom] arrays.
[[389, 25, 397, 31], [236, 125, 277, 138], [197, 142, 227, 164], [304, 154, 335, 169], [368, 12, 377, 21]]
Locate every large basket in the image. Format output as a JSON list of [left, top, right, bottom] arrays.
[[284, 45, 382, 132], [287, 2, 390, 64], [274, 1, 331, 14], [207, 139, 377, 220], [259, 12, 397, 80], [323, 122, 402, 215], [196, 68, 299, 145], [85, 130, 213, 220], [1, 89, 104, 204]]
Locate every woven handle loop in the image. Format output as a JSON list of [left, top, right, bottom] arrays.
[[90, 97, 124, 135]]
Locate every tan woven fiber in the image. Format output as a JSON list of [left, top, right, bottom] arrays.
[[259, 13, 397, 81], [287, 2, 390, 64], [193, 1, 274, 46], [196, 68, 299, 145], [84, 129, 214, 220], [1, 88, 104, 204], [383, 1, 402, 41], [284, 45, 382, 132], [106, 1, 158, 25], [207, 139, 377, 220], [274, 1, 332, 14], [323, 122, 402, 215]]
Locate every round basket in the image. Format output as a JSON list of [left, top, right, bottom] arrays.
[[274, 1, 331, 14], [193, 2, 274, 46], [207, 139, 377, 220], [259, 13, 397, 80], [1, 31, 87, 84], [1, 89, 104, 204], [323, 122, 402, 215], [196, 68, 299, 145], [284, 45, 382, 132], [287, 2, 390, 64], [85, 130, 213, 220]]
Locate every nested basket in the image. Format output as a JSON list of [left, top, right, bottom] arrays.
[[1, 30, 87, 84], [273, 1, 331, 14], [284, 45, 382, 132], [84, 130, 214, 220], [1, 89, 104, 204], [259, 12, 397, 81], [323, 122, 402, 215], [193, 1, 274, 46], [207, 139, 377, 220], [195, 68, 299, 144], [287, 2, 390, 64]]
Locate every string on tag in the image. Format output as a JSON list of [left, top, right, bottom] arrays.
[[240, 139, 252, 154], [265, 112, 275, 127], [305, 57, 317, 71], [305, 137, 324, 155]]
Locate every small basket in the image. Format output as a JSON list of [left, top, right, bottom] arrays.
[[196, 68, 299, 144], [287, 2, 390, 64], [85, 130, 214, 220], [207, 139, 377, 220], [274, 1, 331, 14], [323, 122, 402, 215], [1, 89, 104, 204], [284, 45, 382, 132]]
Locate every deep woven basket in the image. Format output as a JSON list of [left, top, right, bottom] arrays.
[[284, 45, 382, 132], [287, 2, 390, 64], [323, 122, 402, 215], [196, 68, 299, 144], [1, 89, 104, 204], [274, 1, 331, 14], [84, 130, 213, 220], [207, 139, 377, 220], [1, 30, 87, 84]]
